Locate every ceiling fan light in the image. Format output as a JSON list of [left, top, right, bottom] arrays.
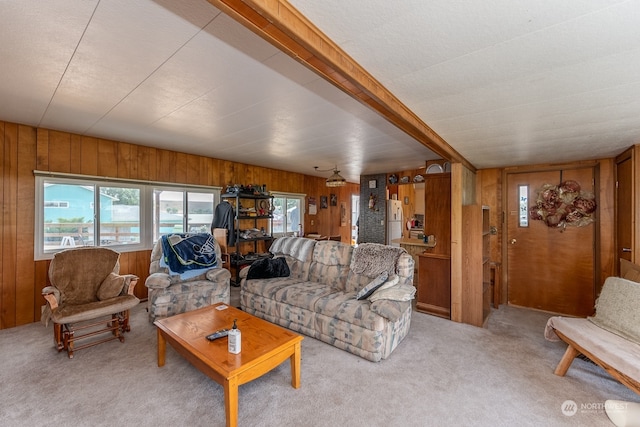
[[326, 169, 346, 187]]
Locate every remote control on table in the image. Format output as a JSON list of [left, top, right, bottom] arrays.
[[206, 329, 229, 341]]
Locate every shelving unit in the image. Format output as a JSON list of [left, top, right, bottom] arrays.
[[482, 206, 491, 321], [220, 192, 274, 284], [460, 204, 491, 327]]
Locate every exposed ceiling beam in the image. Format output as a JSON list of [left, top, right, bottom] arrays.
[[207, 0, 475, 172]]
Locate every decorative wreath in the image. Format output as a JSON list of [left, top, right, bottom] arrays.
[[529, 180, 597, 229]]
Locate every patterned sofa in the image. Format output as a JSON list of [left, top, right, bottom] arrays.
[[240, 237, 416, 362], [145, 236, 231, 322]]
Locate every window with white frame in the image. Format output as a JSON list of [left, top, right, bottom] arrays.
[[271, 192, 305, 237], [35, 173, 220, 260]]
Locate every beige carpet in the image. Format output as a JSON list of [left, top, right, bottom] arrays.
[[0, 291, 637, 427]]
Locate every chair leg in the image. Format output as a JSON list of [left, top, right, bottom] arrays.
[[54, 313, 133, 358], [53, 323, 64, 351], [554, 344, 579, 376], [120, 310, 131, 333], [63, 324, 75, 359]]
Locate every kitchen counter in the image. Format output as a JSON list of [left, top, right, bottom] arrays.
[[392, 238, 436, 248], [393, 238, 436, 291]]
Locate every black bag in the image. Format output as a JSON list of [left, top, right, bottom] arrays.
[[247, 257, 290, 280]]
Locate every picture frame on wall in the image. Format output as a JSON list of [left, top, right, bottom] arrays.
[[320, 196, 328, 209], [308, 197, 317, 215], [330, 193, 337, 206]]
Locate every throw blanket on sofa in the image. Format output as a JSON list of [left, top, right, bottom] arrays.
[[161, 233, 217, 274], [351, 243, 406, 277]]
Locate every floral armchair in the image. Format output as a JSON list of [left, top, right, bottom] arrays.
[[145, 235, 231, 322]]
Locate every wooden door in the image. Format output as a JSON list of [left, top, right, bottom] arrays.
[[616, 152, 633, 266], [506, 167, 595, 316]]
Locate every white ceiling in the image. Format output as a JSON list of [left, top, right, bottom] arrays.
[[1, 1, 639, 183]]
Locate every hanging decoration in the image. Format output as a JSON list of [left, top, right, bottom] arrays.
[[368, 193, 377, 210], [529, 180, 597, 230]]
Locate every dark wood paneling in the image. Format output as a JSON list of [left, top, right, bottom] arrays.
[[80, 136, 99, 176], [16, 125, 36, 324], [0, 121, 358, 329], [2, 122, 18, 328]]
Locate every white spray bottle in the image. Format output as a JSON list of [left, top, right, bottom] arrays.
[[228, 318, 241, 354]]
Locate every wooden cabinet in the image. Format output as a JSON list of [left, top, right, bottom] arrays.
[[417, 254, 450, 318], [482, 206, 491, 322], [415, 173, 451, 317]]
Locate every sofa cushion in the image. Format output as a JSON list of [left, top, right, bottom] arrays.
[[369, 283, 416, 302], [97, 272, 125, 300], [355, 271, 388, 300], [314, 291, 386, 331], [588, 276, 640, 345], [274, 281, 338, 312], [370, 300, 412, 322], [269, 237, 316, 280], [308, 241, 353, 289], [244, 277, 302, 300], [345, 246, 413, 293]]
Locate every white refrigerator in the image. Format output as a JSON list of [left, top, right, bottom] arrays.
[[386, 199, 403, 246]]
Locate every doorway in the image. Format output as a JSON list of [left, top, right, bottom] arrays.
[[616, 150, 633, 267], [505, 166, 596, 316], [351, 195, 360, 245]]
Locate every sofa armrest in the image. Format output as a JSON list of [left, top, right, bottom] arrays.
[[145, 272, 171, 289], [121, 275, 139, 295], [42, 286, 60, 310], [370, 300, 411, 322], [239, 265, 251, 280], [206, 267, 231, 283]]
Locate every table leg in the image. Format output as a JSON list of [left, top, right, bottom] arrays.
[[224, 376, 239, 427], [290, 342, 301, 389], [157, 329, 166, 367]]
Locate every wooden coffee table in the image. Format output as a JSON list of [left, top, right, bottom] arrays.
[[154, 303, 303, 427]]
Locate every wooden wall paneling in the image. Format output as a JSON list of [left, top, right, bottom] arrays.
[[175, 152, 188, 184], [80, 136, 99, 176], [208, 158, 222, 186], [34, 260, 49, 320], [117, 142, 133, 179], [135, 250, 151, 300], [129, 144, 140, 179], [0, 122, 4, 328], [597, 159, 615, 288], [36, 127, 49, 170], [200, 155, 212, 186], [48, 130, 71, 173], [2, 122, 18, 328], [450, 163, 462, 323], [0, 120, 362, 329], [15, 125, 36, 324], [461, 204, 483, 326], [185, 153, 201, 185], [156, 149, 176, 183], [70, 134, 83, 175], [635, 145, 640, 267], [97, 139, 118, 177]]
